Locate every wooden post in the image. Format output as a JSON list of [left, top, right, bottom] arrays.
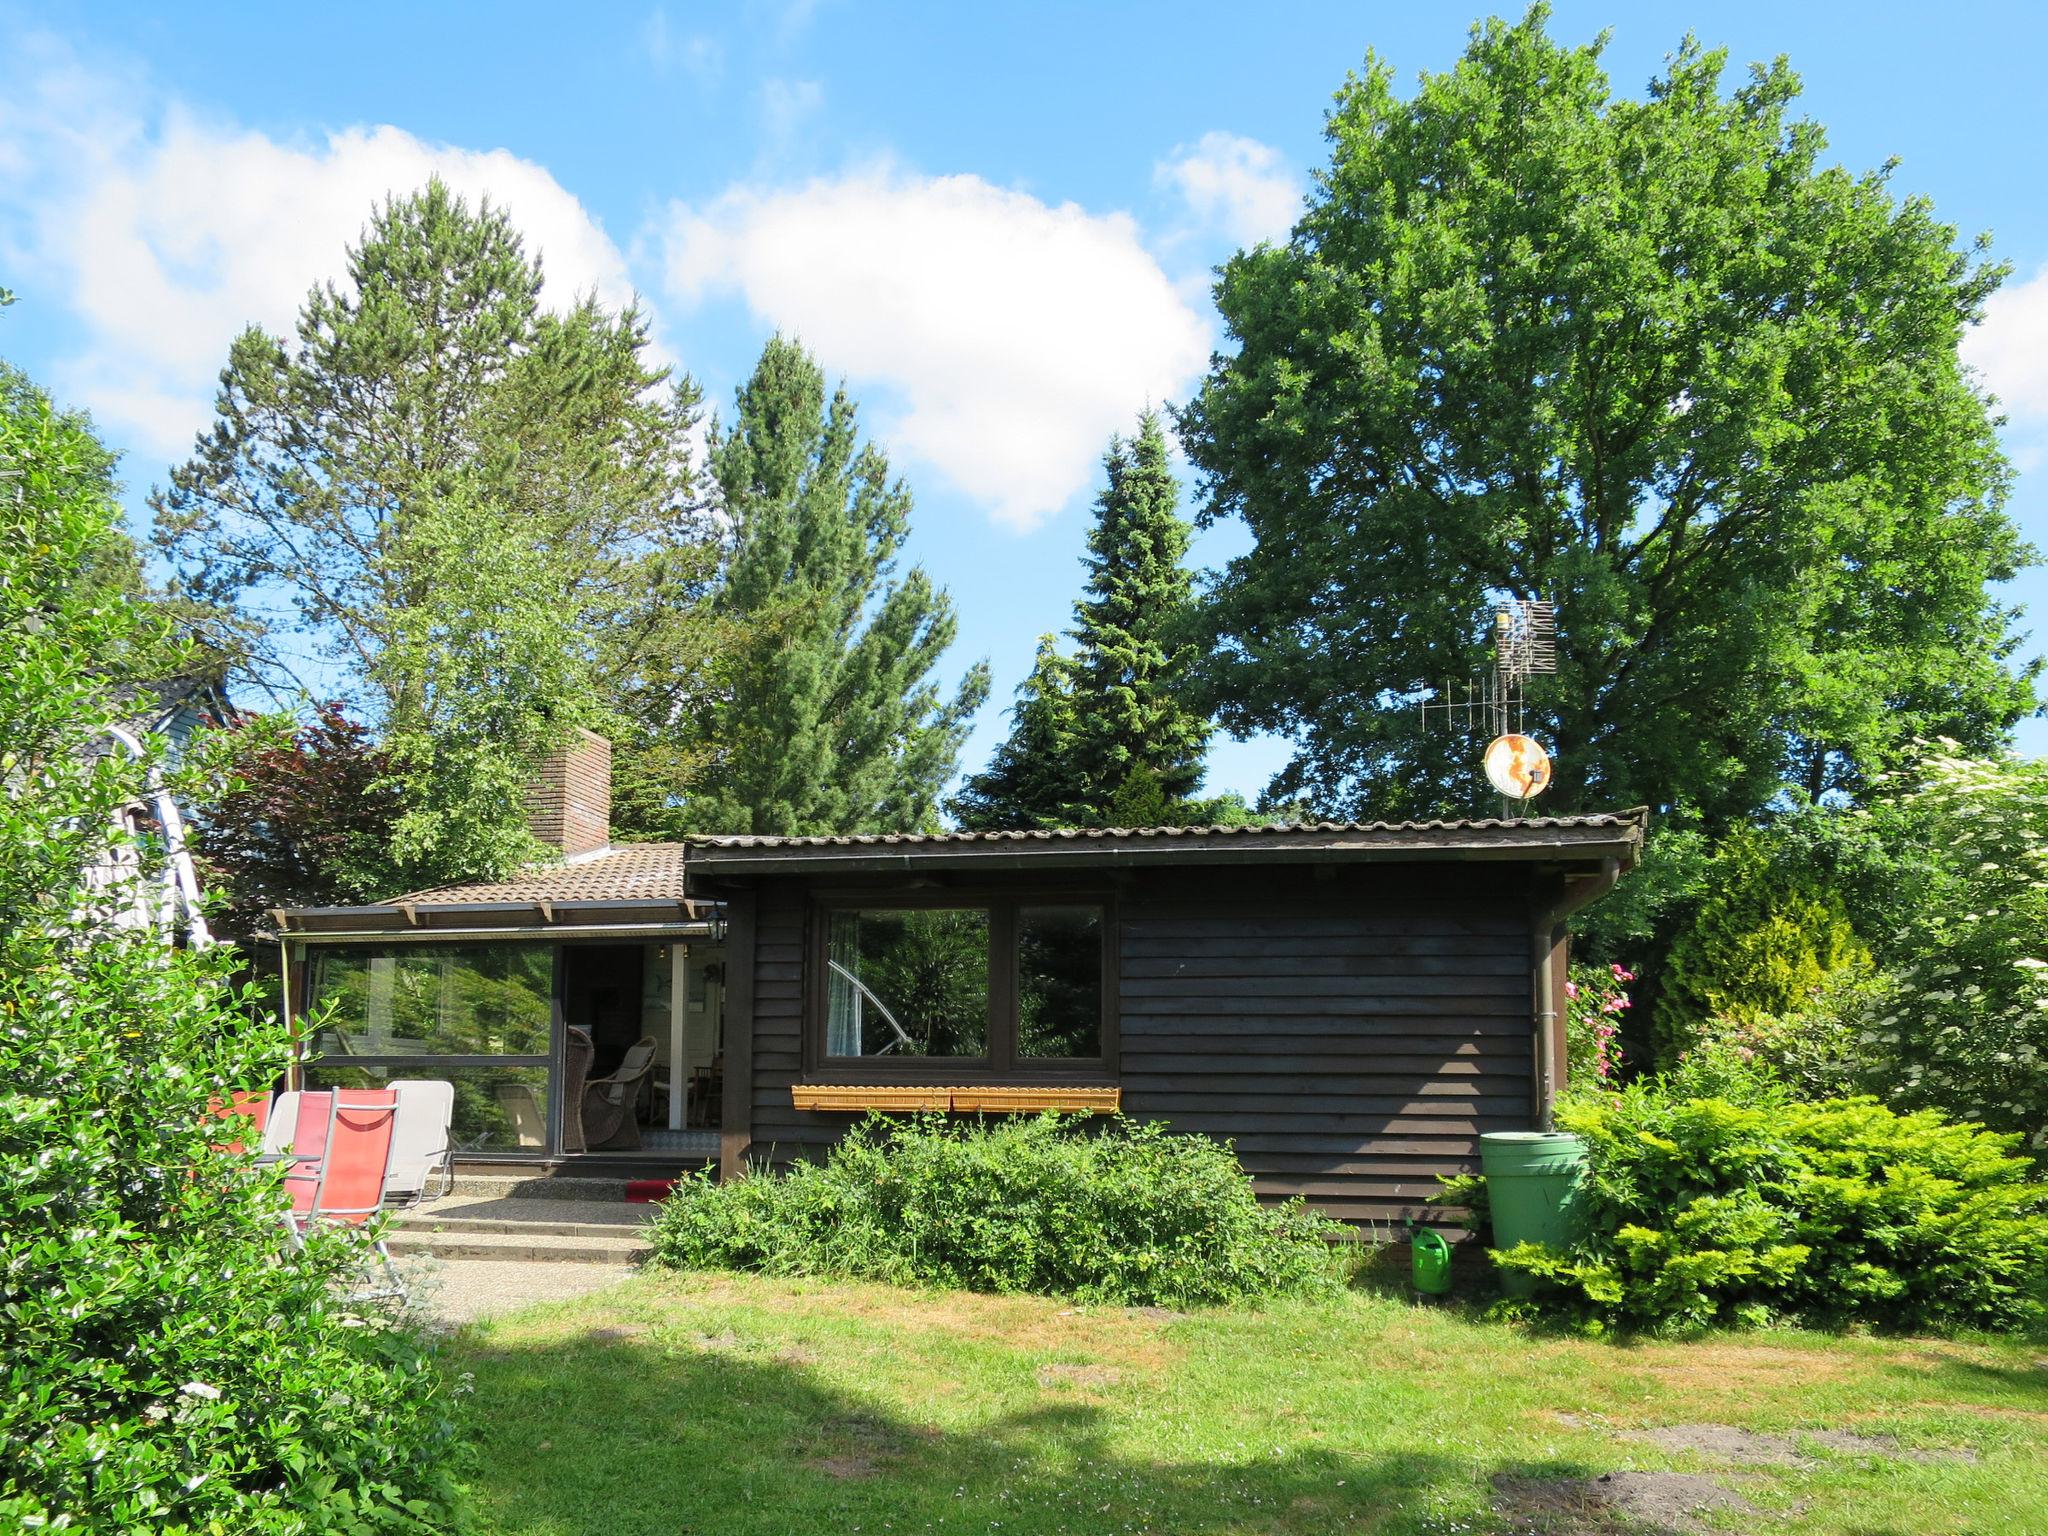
[[719, 890, 756, 1182], [668, 942, 687, 1132]]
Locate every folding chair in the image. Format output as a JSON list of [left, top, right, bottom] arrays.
[[384, 1080, 455, 1209], [279, 1088, 406, 1301], [206, 1090, 271, 1155]]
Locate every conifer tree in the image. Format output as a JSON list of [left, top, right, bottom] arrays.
[[953, 410, 1215, 829], [1070, 410, 1211, 804], [154, 180, 722, 882], [946, 637, 1083, 830], [684, 336, 988, 835], [1653, 827, 1871, 1058]]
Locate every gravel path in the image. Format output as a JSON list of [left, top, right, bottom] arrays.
[[396, 1255, 637, 1330]]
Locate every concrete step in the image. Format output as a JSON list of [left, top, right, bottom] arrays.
[[387, 1192, 660, 1263], [445, 1173, 645, 1202], [387, 1228, 650, 1264], [393, 1196, 655, 1239]]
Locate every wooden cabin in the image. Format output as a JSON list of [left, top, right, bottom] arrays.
[[273, 733, 1642, 1229]]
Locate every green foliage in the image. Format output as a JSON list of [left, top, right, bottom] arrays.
[[1177, 6, 2035, 823], [650, 1114, 1343, 1307], [1562, 962, 1632, 1092], [1, 362, 463, 1531], [1849, 748, 2048, 1142], [1683, 967, 1877, 1104], [949, 635, 1086, 829], [1572, 823, 1711, 963], [953, 412, 1222, 831], [175, 705, 403, 946], [1492, 1085, 2048, 1334], [684, 335, 988, 835], [154, 179, 722, 884], [1656, 827, 1873, 1057]]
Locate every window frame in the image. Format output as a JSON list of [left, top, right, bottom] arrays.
[[804, 889, 1117, 1083]]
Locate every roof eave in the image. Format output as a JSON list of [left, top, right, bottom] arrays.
[[272, 895, 719, 939], [682, 825, 1643, 878]]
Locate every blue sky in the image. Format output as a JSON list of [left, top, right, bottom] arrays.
[[4, 1, 2046, 798]]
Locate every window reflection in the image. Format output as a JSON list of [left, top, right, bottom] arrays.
[[825, 909, 989, 1057], [1018, 906, 1103, 1058], [306, 945, 552, 1057]]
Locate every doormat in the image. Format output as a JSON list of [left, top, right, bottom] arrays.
[[625, 1178, 677, 1204]]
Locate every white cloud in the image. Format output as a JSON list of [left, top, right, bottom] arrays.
[[0, 41, 640, 464], [1968, 263, 2048, 424], [661, 163, 1212, 530], [1155, 131, 1300, 249], [1966, 263, 2048, 473]]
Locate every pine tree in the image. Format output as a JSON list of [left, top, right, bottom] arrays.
[[953, 410, 1213, 829], [684, 336, 988, 835], [154, 180, 723, 882]]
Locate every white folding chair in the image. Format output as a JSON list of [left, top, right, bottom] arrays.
[[384, 1080, 456, 1209]]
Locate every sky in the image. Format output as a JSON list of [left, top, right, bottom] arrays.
[[4, 0, 2047, 800]]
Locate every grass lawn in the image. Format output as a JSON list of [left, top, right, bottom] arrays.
[[451, 1270, 2048, 1536]]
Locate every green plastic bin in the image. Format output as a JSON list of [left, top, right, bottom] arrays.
[[1479, 1131, 1588, 1296]]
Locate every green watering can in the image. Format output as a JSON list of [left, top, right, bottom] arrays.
[[1409, 1222, 1454, 1296]]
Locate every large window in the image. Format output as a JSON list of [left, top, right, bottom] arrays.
[[818, 898, 1109, 1073], [304, 943, 554, 1151], [827, 909, 989, 1057]]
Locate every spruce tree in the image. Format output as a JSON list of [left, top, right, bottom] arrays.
[[685, 336, 988, 835], [953, 410, 1214, 829], [1068, 410, 1211, 805], [946, 637, 1084, 830]]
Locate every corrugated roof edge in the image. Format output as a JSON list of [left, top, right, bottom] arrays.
[[685, 808, 1649, 852]]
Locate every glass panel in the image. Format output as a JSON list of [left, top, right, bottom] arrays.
[[306, 944, 552, 1057], [1018, 906, 1104, 1058], [825, 908, 989, 1057], [303, 1063, 551, 1152]]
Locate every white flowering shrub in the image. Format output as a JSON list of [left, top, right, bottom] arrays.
[[1856, 749, 2048, 1145]]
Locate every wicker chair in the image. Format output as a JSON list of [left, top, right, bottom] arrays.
[[559, 1026, 596, 1153], [582, 1035, 658, 1151]]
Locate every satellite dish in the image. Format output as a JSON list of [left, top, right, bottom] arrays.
[[1484, 733, 1552, 801]]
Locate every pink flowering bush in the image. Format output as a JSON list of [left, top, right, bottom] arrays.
[[1563, 961, 1632, 1093]]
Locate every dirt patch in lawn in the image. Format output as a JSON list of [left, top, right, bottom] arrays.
[[1555, 1414, 1976, 1468], [1494, 1470, 1758, 1533], [1630, 1423, 1974, 1466]]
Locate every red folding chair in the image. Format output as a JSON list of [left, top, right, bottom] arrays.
[[280, 1088, 406, 1301], [206, 1090, 271, 1155]]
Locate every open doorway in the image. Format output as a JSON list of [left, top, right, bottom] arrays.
[[558, 941, 724, 1156]]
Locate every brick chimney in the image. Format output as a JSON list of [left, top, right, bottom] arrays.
[[525, 728, 611, 860]]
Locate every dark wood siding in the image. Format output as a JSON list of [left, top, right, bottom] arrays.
[[744, 879, 837, 1165], [1115, 870, 1535, 1228], [725, 864, 1543, 1225]]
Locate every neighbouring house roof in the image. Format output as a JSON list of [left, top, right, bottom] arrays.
[[272, 811, 1646, 938], [273, 844, 708, 939], [682, 810, 1648, 876], [383, 844, 692, 905]]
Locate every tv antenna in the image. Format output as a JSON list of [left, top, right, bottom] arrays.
[[1417, 598, 1558, 813]]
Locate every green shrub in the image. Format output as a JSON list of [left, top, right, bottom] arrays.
[[1489, 1082, 2048, 1334], [1655, 827, 1872, 1061], [650, 1114, 1344, 1307], [0, 359, 465, 1532]]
